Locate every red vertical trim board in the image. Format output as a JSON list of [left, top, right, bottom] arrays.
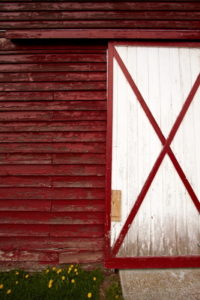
[[105, 42, 114, 262]]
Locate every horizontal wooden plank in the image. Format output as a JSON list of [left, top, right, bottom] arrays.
[[0, 224, 50, 237], [0, 199, 104, 212], [0, 53, 106, 63], [0, 224, 104, 238], [1, 2, 200, 12], [59, 250, 103, 264], [2, 0, 200, 2], [1, 20, 200, 30], [6, 29, 200, 39], [0, 211, 104, 224], [1, 11, 200, 21], [0, 250, 58, 262], [0, 121, 106, 132], [0, 153, 106, 164], [0, 111, 106, 121], [0, 131, 106, 143], [0, 72, 106, 82], [0, 199, 51, 211], [0, 81, 106, 92], [0, 101, 106, 111], [0, 91, 106, 100], [0, 153, 53, 164], [0, 49, 106, 54], [0, 236, 104, 251], [50, 224, 104, 238], [0, 49, 106, 55], [0, 165, 105, 176], [0, 142, 106, 153], [51, 199, 104, 212], [0, 187, 105, 199], [0, 39, 106, 51], [0, 176, 105, 188], [0, 91, 53, 100], [55, 91, 106, 100], [0, 63, 106, 72]]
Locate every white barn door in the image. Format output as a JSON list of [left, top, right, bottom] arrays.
[[107, 43, 200, 268]]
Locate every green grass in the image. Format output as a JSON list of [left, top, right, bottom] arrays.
[[0, 266, 124, 300], [0, 265, 104, 300], [105, 275, 124, 300]]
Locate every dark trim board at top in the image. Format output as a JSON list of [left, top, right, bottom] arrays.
[[4, 29, 200, 40], [105, 41, 200, 269]]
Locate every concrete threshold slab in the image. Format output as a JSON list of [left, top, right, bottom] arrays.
[[119, 269, 200, 300]]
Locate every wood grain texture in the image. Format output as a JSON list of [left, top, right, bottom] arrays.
[[1, 2, 200, 12], [0, 187, 105, 200], [111, 44, 200, 257], [0, 153, 106, 164], [0, 111, 106, 121], [0, 54, 106, 63], [0, 72, 106, 82], [2, 11, 200, 21], [0, 63, 106, 73], [0, 142, 106, 153], [0, 236, 104, 251], [0, 101, 106, 111], [0, 91, 106, 101], [0, 121, 106, 132], [0, 176, 105, 187], [0, 82, 106, 92], [0, 41, 106, 266], [2, 20, 200, 30], [0, 131, 106, 142], [5, 29, 200, 40], [0, 224, 104, 238], [0, 211, 104, 224], [1, 0, 200, 37]]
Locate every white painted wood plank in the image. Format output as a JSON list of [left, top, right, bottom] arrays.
[[111, 45, 200, 257]]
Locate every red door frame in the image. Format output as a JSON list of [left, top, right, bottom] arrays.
[[105, 41, 200, 269]]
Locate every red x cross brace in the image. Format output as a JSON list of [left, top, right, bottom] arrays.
[[112, 46, 200, 257]]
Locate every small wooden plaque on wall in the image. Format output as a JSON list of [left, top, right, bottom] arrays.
[[111, 190, 121, 222]]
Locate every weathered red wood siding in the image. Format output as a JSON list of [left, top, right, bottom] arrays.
[[0, 1, 200, 31], [0, 39, 107, 268], [0, 0, 199, 268]]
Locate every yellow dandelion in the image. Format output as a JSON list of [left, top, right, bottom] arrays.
[[25, 274, 29, 279], [48, 279, 53, 288], [76, 272, 79, 276], [6, 289, 11, 295], [57, 268, 62, 274], [87, 292, 92, 298], [15, 271, 19, 275], [0, 284, 3, 289], [93, 277, 96, 281], [74, 268, 78, 272], [45, 269, 49, 274], [71, 279, 75, 284], [15, 281, 19, 285], [52, 267, 56, 271], [70, 264, 74, 268], [61, 276, 65, 281]]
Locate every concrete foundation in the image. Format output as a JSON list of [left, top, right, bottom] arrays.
[[120, 269, 200, 300]]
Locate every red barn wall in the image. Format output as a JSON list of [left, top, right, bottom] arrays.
[[0, 1, 200, 31], [0, 39, 107, 268], [0, 0, 199, 268]]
